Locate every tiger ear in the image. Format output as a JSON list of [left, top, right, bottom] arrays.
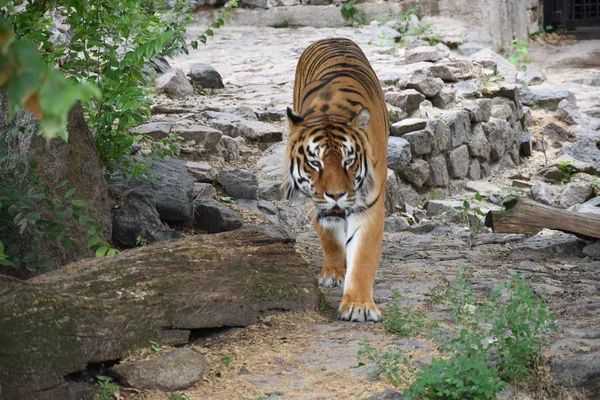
[[287, 107, 304, 126], [353, 108, 370, 128]]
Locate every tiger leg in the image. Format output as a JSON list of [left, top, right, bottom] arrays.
[[315, 219, 346, 288], [338, 199, 384, 322]]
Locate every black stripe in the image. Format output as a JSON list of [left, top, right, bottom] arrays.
[[346, 227, 360, 246]]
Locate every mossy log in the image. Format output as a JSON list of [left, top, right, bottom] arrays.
[[485, 198, 600, 240], [0, 227, 321, 400]]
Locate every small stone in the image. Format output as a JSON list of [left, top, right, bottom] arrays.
[[398, 159, 430, 188], [583, 241, 600, 259], [558, 137, 600, 171], [531, 181, 557, 206], [257, 108, 285, 122], [405, 46, 440, 64], [427, 64, 457, 82], [470, 48, 517, 83], [387, 137, 413, 172], [427, 119, 452, 154], [467, 160, 481, 180], [569, 197, 600, 215], [555, 99, 583, 126], [426, 200, 462, 222], [390, 118, 427, 136], [482, 118, 513, 161], [149, 55, 171, 74], [385, 89, 426, 114], [516, 69, 546, 86], [454, 78, 481, 98], [185, 162, 215, 183], [220, 106, 258, 121], [174, 125, 222, 151], [220, 135, 240, 162], [551, 352, 600, 396], [259, 180, 282, 201], [130, 122, 172, 139], [521, 132, 533, 157], [462, 99, 492, 123], [193, 183, 217, 199], [194, 198, 244, 233], [446, 145, 470, 179], [235, 120, 282, 143], [559, 181, 593, 209], [385, 169, 402, 214], [519, 89, 576, 111], [189, 63, 225, 89], [428, 155, 450, 187], [155, 69, 194, 99], [384, 216, 410, 232], [217, 170, 258, 199], [542, 122, 571, 142], [403, 129, 434, 156], [431, 86, 456, 109], [442, 110, 471, 148]]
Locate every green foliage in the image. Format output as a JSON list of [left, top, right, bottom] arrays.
[[387, 109, 401, 124], [404, 354, 505, 400], [557, 160, 577, 183], [92, 376, 119, 400], [191, 0, 239, 48], [393, 5, 419, 33], [357, 340, 412, 386], [508, 39, 532, 72], [457, 193, 487, 233], [384, 293, 437, 337], [340, 0, 366, 27], [136, 235, 148, 247], [591, 177, 600, 196], [530, 25, 553, 41]]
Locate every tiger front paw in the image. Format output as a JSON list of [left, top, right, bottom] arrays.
[[338, 296, 381, 322], [317, 266, 345, 288]]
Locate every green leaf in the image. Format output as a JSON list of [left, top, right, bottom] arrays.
[[64, 188, 77, 198], [474, 192, 483, 201], [95, 246, 109, 258], [71, 199, 87, 208], [87, 235, 102, 248], [54, 180, 69, 189]]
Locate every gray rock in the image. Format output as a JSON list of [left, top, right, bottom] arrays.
[[390, 118, 427, 136], [217, 170, 259, 199], [431, 86, 456, 109], [482, 118, 513, 161], [467, 160, 481, 180], [470, 48, 517, 83], [516, 69, 546, 86], [462, 99, 492, 123], [235, 120, 282, 142], [468, 123, 492, 161], [385, 169, 402, 214], [387, 137, 413, 171], [521, 132, 533, 157], [457, 28, 494, 56], [259, 179, 282, 201], [174, 125, 223, 151], [384, 216, 410, 233], [555, 99, 583, 126], [155, 69, 194, 99], [559, 137, 600, 171], [425, 119, 451, 155], [427, 64, 457, 82], [428, 155, 450, 187], [520, 233, 587, 255], [487, 83, 522, 113], [189, 63, 225, 89], [519, 89, 576, 111], [569, 197, 600, 215], [405, 46, 440, 64], [220, 135, 240, 162], [193, 182, 217, 199], [364, 387, 405, 400], [399, 159, 431, 188], [194, 198, 244, 233], [277, 205, 310, 227], [109, 348, 206, 391], [384, 89, 426, 114], [218, 106, 258, 120], [202, 111, 243, 123], [426, 200, 462, 222], [406, 70, 444, 98], [148, 158, 195, 224], [491, 153, 517, 172], [186, 161, 215, 183], [583, 241, 600, 258], [403, 129, 434, 156], [454, 78, 481, 98], [531, 181, 557, 206], [551, 352, 600, 397], [149, 55, 171, 74], [130, 122, 172, 139], [447, 145, 470, 178], [257, 108, 285, 122], [111, 189, 164, 249], [442, 110, 471, 148], [559, 181, 593, 209]]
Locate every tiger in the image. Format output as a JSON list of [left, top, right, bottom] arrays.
[[283, 38, 389, 322]]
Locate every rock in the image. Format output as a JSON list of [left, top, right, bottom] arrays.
[[399, 159, 431, 188], [426, 200, 462, 222], [174, 125, 223, 151], [0, 101, 113, 276], [220, 135, 240, 162], [130, 122, 172, 139], [427, 64, 457, 82], [482, 118, 513, 161], [428, 155, 450, 187], [364, 387, 405, 400], [468, 123, 492, 161], [462, 99, 492, 123], [259, 180, 282, 201], [516, 69, 546, 86], [257, 108, 285, 122], [111, 191, 165, 249], [431, 86, 456, 109], [384, 89, 426, 114], [217, 170, 259, 199], [559, 181, 593, 209], [470, 48, 517, 83], [387, 137, 413, 172], [189, 63, 225, 89], [487, 83, 522, 112], [467, 160, 481, 180], [426, 119, 452, 155], [569, 197, 600, 215], [406, 70, 444, 98], [542, 122, 571, 143], [553, 155, 598, 175], [519, 89, 576, 111], [149, 55, 171, 74], [385, 169, 402, 214], [551, 352, 600, 397], [491, 97, 518, 124], [559, 137, 600, 171], [454, 78, 481, 98], [490, 153, 517, 172], [442, 110, 471, 148], [390, 118, 427, 136], [583, 241, 600, 259], [446, 145, 470, 179], [384, 216, 410, 233], [521, 132, 533, 157], [457, 28, 494, 56], [277, 204, 310, 227], [555, 99, 583, 126], [235, 120, 282, 143], [194, 198, 244, 233], [186, 161, 215, 183], [109, 348, 206, 391], [193, 182, 217, 199], [403, 129, 434, 156], [405, 46, 440, 64], [155, 69, 194, 99], [531, 181, 557, 206]]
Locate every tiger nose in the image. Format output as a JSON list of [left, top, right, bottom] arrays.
[[325, 191, 347, 200]]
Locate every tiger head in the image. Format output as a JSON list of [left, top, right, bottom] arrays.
[[283, 107, 374, 226]]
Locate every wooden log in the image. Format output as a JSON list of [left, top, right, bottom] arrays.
[[485, 198, 600, 240], [0, 227, 321, 400]]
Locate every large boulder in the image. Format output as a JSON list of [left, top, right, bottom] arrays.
[[0, 98, 112, 277], [189, 63, 225, 89]]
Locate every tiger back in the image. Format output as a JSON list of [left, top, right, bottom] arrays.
[[284, 38, 389, 322]]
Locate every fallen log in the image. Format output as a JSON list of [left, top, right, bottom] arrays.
[[0, 226, 321, 400], [484, 198, 600, 240]]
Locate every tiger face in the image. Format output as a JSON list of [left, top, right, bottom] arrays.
[[283, 107, 374, 227]]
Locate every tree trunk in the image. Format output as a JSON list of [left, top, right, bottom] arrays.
[[484, 198, 600, 240], [0, 227, 321, 400]]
